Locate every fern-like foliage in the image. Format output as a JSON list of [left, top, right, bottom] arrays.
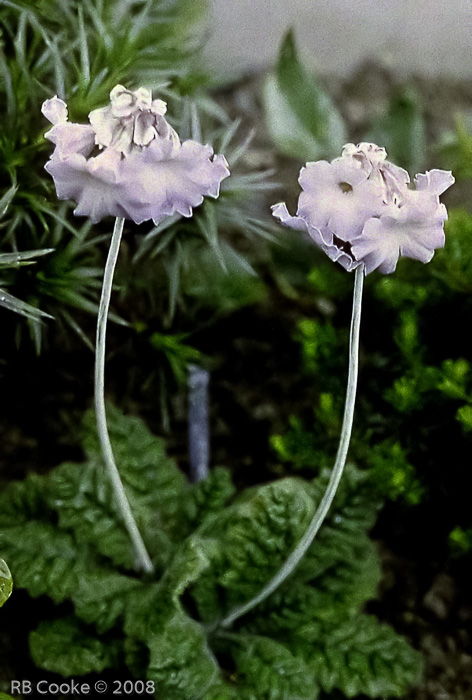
[[0, 407, 421, 698]]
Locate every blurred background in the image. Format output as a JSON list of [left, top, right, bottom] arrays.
[[206, 0, 472, 79]]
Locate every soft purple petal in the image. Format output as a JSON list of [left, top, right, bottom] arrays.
[[151, 99, 167, 116], [44, 122, 96, 158], [271, 142, 453, 275], [44, 149, 154, 223], [399, 236, 435, 264], [414, 169, 455, 195], [271, 202, 326, 247], [41, 97, 68, 125], [271, 202, 309, 232], [297, 158, 382, 240], [351, 213, 445, 274], [110, 85, 136, 117], [89, 106, 115, 147], [134, 112, 156, 147], [351, 219, 401, 274], [107, 139, 231, 224]]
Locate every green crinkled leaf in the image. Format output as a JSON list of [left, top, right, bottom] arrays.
[[45, 406, 191, 571], [222, 478, 315, 596], [47, 460, 138, 570], [72, 570, 144, 634], [0, 473, 48, 527], [0, 406, 420, 699], [245, 540, 380, 643], [0, 475, 84, 602], [124, 538, 212, 644], [160, 537, 212, 603], [0, 519, 85, 603], [0, 559, 13, 607], [0, 472, 142, 624], [81, 405, 187, 537], [181, 466, 236, 532], [263, 30, 346, 161], [29, 617, 120, 677], [299, 615, 422, 698], [203, 681, 237, 700], [192, 478, 316, 620], [295, 466, 382, 583], [147, 612, 219, 700], [229, 634, 318, 700], [124, 583, 167, 641]]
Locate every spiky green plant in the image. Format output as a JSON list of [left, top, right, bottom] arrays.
[[1, 1, 275, 359]]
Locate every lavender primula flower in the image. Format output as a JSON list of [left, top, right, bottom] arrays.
[[272, 142, 454, 274], [42, 86, 230, 224]]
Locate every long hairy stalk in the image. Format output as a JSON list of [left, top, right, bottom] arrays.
[[95, 216, 154, 574], [220, 264, 365, 627]]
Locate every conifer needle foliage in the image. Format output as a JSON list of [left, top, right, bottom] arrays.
[[0, 407, 421, 698], [1, 0, 272, 354]]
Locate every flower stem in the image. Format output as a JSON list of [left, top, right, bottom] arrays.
[[220, 264, 365, 628], [95, 216, 154, 574]]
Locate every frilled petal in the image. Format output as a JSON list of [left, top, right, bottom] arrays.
[[350, 219, 401, 274], [42, 97, 68, 125], [110, 85, 136, 117], [127, 139, 230, 223], [45, 149, 144, 223], [297, 159, 383, 241], [414, 169, 455, 195], [272, 142, 453, 275], [134, 112, 157, 147], [342, 142, 387, 165], [351, 214, 444, 274], [271, 202, 327, 245], [44, 122, 96, 159], [151, 99, 167, 116], [89, 106, 116, 148], [271, 202, 357, 270]]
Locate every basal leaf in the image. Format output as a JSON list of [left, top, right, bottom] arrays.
[[81, 405, 187, 534], [147, 612, 219, 700], [29, 617, 120, 677], [47, 460, 138, 570], [77, 406, 191, 568], [244, 541, 380, 644], [181, 466, 236, 532], [301, 615, 422, 698], [72, 571, 144, 634], [230, 634, 318, 700], [192, 478, 316, 620], [295, 466, 382, 583]]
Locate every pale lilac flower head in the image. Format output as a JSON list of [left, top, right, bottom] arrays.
[[42, 86, 230, 224], [272, 142, 454, 274]]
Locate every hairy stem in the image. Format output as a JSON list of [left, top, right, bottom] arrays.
[[95, 216, 154, 574], [220, 264, 365, 628]]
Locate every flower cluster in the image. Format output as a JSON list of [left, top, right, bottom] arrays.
[[42, 85, 230, 224], [272, 143, 454, 274]]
